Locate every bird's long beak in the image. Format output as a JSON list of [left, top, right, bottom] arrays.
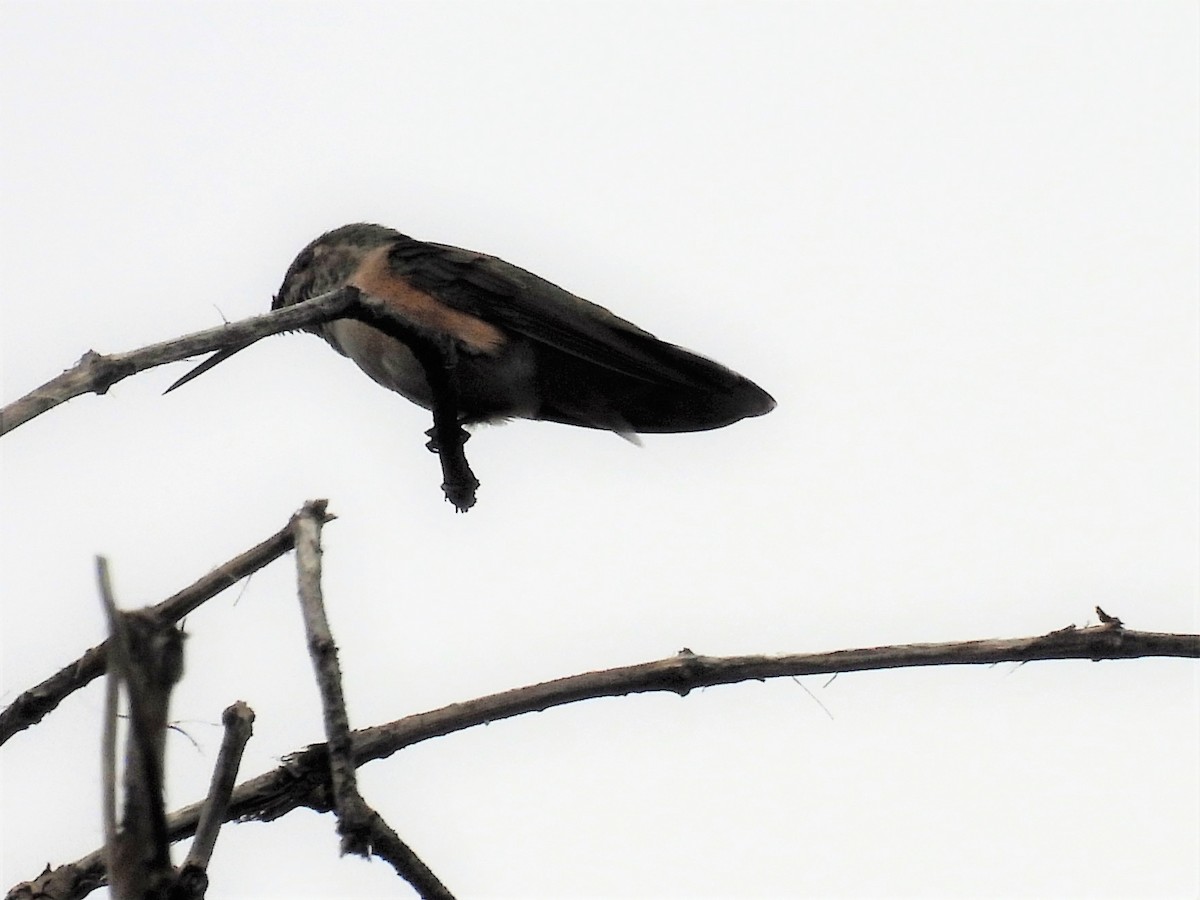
[[163, 342, 254, 394]]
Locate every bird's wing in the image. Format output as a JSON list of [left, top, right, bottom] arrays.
[[385, 238, 743, 391]]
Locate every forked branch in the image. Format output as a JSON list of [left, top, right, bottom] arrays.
[[11, 619, 1196, 900]]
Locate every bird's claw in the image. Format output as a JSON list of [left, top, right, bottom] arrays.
[[442, 475, 480, 513]]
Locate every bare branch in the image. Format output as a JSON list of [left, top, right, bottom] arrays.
[[290, 501, 455, 899], [0, 284, 460, 438], [180, 701, 256, 886], [0, 288, 360, 436], [291, 500, 368, 843], [354, 812, 456, 900], [13, 620, 1195, 900], [95, 560, 186, 900], [1, 510, 333, 746]]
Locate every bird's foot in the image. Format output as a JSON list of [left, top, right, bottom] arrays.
[[424, 424, 479, 511], [442, 473, 481, 513]]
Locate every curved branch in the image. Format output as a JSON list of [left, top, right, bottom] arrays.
[[0, 287, 441, 436], [12, 621, 1197, 900], [0, 290, 335, 435], [0, 507, 335, 746]]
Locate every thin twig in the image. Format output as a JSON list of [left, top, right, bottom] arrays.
[[291, 500, 456, 898], [0, 286, 459, 437], [291, 500, 366, 842], [292, 504, 363, 831], [176, 701, 256, 898], [182, 701, 255, 873], [1, 510, 334, 746], [0, 288, 347, 436]]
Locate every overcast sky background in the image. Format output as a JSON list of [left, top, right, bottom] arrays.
[[2, 2, 1197, 898]]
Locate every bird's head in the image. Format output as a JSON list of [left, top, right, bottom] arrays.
[[273, 222, 401, 311], [165, 223, 402, 394]]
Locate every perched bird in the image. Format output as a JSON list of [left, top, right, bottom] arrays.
[[170, 223, 775, 507]]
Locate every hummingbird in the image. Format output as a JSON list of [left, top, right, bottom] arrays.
[[169, 223, 776, 509]]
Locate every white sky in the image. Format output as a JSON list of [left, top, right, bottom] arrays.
[[1, 2, 1197, 898]]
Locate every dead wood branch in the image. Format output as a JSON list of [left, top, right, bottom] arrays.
[[96, 558, 187, 900], [12, 619, 1196, 900], [0, 286, 447, 436], [180, 700, 256, 888], [290, 500, 455, 899], [1, 509, 333, 746]]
